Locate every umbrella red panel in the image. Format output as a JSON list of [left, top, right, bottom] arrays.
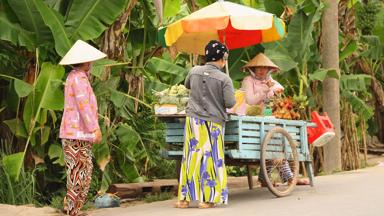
[[218, 21, 262, 50]]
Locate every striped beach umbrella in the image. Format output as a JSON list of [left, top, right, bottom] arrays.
[[159, 1, 286, 55]]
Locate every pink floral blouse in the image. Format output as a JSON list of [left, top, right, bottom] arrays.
[[59, 69, 99, 142], [227, 75, 284, 116], [242, 75, 284, 106]]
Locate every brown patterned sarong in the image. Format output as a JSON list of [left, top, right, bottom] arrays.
[[62, 139, 93, 215]]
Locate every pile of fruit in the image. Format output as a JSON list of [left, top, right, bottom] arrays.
[[272, 97, 301, 120], [154, 84, 189, 110]]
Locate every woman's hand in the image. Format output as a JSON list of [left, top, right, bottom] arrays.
[[266, 80, 275, 88], [93, 129, 102, 144], [274, 88, 284, 95], [261, 84, 274, 99]]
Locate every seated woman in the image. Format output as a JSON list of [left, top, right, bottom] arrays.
[[241, 53, 309, 186]]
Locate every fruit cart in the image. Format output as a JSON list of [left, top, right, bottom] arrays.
[[160, 114, 316, 197]]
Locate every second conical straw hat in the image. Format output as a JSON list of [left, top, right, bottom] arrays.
[[242, 53, 279, 69]]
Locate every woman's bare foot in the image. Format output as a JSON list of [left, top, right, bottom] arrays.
[[296, 178, 310, 185], [198, 202, 215, 209], [287, 178, 310, 186], [175, 200, 189, 208]]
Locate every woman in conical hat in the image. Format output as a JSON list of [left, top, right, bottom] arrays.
[[227, 53, 282, 116], [242, 53, 283, 107], [242, 53, 310, 186], [59, 40, 106, 216]]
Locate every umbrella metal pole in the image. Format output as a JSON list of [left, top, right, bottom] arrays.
[[225, 60, 229, 75], [221, 29, 229, 75]]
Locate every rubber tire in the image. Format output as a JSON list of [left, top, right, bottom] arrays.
[[260, 127, 299, 197]]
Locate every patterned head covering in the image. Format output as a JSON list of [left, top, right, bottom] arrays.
[[205, 40, 228, 62]]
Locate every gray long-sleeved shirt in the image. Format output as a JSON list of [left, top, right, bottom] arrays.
[[185, 63, 236, 125]]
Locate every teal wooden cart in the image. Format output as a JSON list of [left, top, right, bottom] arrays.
[[161, 115, 316, 197]]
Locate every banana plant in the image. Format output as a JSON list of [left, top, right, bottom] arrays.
[[1, 62, 65, 181], [261, 1, 325, 114], [1, 0, 129, 57]]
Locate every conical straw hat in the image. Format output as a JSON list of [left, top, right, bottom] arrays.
[[242, 53, 279, 70], [59, 40, 107, 65]]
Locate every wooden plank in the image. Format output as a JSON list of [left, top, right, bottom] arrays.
[[226, 150, 308, 161], [166, 122, 184, 129], [166, 150, 183, 157], [156, 114, 186, 118], [229, 115, 308, 127], [166, 136, 184, 143], [239, 137, 298, 145], [225, 127, 240, 134], [241, 143, 301, 152], [239, 122, 261, 130], [263, 125, 301, 133], [224, 135, 239, 142], [241, 130, 260, 137], [225, 121, 239, 128], [166, 129, 184, 136]]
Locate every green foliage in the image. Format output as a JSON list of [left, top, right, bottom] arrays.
[[341, 74, 371, 92], [1, 0, 129, 57], [6, 0, 53, 45], [34, 0, 72, 56], [309, 69, 339, 82], [264, 47, 298, 72], [3, 118, 28, 138], [0, 74, 34, 97], [373, 4, 384, 43], [360, 35, 382, 60], [264, 0, 285, 16], [226, 166, 249, 176], [0, 0, 382, 207], [143, 192, 174, 203], [356, 0, 382, 35], [342, 91, 374, 120], [284, 6, 322, 65], [66, 0, 129, 40], [1, 62, 65, 188], [340, 40, 358, 62], [23, 63, 64, 139], [0, 155, 40, 205], [0, 13, 35, 50], [263, 2, 324, 103], [194, 0, 213, 8], [2, 152, 24, 182], [163, 0, 181, 18], [145, 57, 189, 86], [48, 142, 65, 166]]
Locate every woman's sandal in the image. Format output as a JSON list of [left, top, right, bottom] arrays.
[[198, 202, 215, 209], [175, 200, 189, 208]]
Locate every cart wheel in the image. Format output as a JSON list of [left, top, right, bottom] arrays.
[[260, 127, 299, 197]]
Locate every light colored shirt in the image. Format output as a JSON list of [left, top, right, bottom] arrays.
[[59, 69, 99, 142]]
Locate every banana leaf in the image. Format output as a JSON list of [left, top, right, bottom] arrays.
[[66, 0, 129, 40]]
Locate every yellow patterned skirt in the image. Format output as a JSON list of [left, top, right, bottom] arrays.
[[178, 117, 228, 204]]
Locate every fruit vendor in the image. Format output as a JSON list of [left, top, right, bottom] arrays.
[[227, 53, 283, 116], [242, 53, 283, 114], [175, 40, 236, 209], [241, 53, 309, 186]]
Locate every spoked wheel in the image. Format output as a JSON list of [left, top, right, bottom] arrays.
[[260, 127, 299, 197]]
